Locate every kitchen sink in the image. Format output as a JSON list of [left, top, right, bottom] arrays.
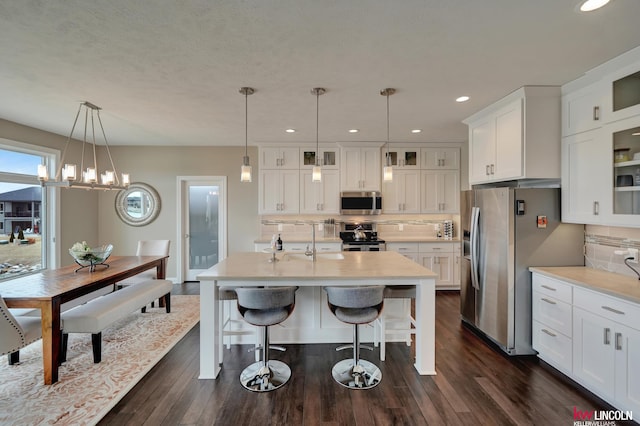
[[284, 252, 345, 261]]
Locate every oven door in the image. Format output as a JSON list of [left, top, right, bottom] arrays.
[[342, 243, 385, 251]]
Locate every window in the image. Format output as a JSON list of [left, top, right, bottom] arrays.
[[0, 143, 54, 280]]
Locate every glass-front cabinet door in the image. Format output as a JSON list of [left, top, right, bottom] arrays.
[[300, 148, 339, 169], [382, 147, 419, 169], [605, 65, 640, 123], [610, 116, 640, 222]]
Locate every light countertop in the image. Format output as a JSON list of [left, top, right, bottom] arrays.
[[198, 251, 437, 281], [530, 266, 640, 304]]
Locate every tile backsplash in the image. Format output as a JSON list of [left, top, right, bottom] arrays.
[[584, 225, 640, 279]]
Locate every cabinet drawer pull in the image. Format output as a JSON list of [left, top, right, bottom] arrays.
[[540, 285, 556, 291], [593, 105, 600, 121], [541, 297, 557, 305], [541, 329, 556, 337], [490, 164, 495, 175], [486, 165, 490, 176], [593, 201, 599, 216], [604, 327, 611, 345], [601, 306, 625, 315], [615, 332, 623, 350]]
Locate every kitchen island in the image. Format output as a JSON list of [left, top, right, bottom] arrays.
[[197, 251, 437, 379]]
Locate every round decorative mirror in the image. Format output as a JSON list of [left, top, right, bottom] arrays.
[[115, 182, 161, 226]]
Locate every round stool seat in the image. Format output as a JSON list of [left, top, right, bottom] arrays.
[[244, 308, 290, 327], [334, 307, 379, 324]]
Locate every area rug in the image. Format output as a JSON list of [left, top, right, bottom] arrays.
[[0, 295, 200, 426]]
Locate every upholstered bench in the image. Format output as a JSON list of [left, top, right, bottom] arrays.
[[60, 279, 173, 363]]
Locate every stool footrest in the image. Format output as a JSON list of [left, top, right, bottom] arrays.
[[336, 344, 373, 352]]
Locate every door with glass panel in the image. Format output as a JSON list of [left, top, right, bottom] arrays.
[[179, 177, 227, 282]]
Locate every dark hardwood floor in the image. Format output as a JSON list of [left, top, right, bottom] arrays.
[[99, 285, 627, 425]]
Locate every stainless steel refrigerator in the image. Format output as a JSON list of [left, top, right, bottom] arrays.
[[460, 186, 584, 355]]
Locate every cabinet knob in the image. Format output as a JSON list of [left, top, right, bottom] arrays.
[[593, 106, 600, 121]]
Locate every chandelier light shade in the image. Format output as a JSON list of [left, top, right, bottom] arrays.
[[37, 101, 130, 190], [381, 88, 396, 182], [240, 87, 255, 183], [311, 87, 326, 183]]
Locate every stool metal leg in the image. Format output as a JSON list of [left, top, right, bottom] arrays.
[[332, 324, 382, 390], [240, 325, 291, 392]]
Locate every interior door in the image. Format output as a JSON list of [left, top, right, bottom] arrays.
[[178, 176, 227, 282]]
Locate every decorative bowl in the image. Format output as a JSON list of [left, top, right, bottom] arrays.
[[69, 244, 113, 271]]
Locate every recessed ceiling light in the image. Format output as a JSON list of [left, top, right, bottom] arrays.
[[285, 128, 296, 133], [348, 129, 359, 133], [632, 132, 640, 136], [456, 96, 470, 103], [411, 129, 422, 133], [579, 0, 610, 12]]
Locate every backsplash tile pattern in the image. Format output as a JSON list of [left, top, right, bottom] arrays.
[[584, 225, 640, 279]]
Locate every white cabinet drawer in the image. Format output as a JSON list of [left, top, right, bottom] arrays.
[[418, 242, 455, 253], [387, 242, 420, 253], [532, 274, 572, 304], [574, 287, 640, 330], [315, 243, 342, 252], [532, 291, 572, 337], [532, 320, 572, 375]]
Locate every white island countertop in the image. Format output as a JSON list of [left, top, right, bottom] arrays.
[[197, 251, 437, 380], [199, 251, 437, 282]]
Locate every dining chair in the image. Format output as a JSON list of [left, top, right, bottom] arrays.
[[117, 240, 171, 287], [1, 295, 42, 365]]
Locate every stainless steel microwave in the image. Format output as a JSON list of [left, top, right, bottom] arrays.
[[340, 191, 382, 215]]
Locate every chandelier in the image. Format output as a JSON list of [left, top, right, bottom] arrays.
[[37, 101, 130, 190]]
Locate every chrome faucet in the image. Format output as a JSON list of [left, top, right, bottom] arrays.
[[305, 224, 317, 261]]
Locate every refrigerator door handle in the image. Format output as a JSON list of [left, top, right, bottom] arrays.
[[470, 206, 480, 290]]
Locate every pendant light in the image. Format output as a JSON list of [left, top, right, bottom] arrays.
[[37, 101, 130, 190], [240, 87, 255, 183], [381, 88, 395, 182], [311, 87, 326, 182]]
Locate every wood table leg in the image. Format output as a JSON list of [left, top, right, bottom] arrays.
[[41, 299, 61, 385]]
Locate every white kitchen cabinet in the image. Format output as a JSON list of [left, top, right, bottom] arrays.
[[421, 147, 459, 170], [300, 169, 340, 214], [340, 146, 381, 191], [382, 147, 419, 169], [608, 115, 640, 225], [464, 86, 561, 185], [418, 242, 459, 290], [531, 270, 640, 414], [531, 274, 574, 375], [453, 250, 461, 287], [386, 242, 419, 262], [381, 170, 420, 213], [561, 128, 611, 224], [300, 147, 339, 170], [258, 169, 300, 214], [561, 81, 606, 137], [604, 63, 640, 124], [259, 147, 300, 169], [421, 170, 459, 213]]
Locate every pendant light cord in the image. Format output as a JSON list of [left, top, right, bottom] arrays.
[[386, 92, 390, 165], [245, 90, 248, 158], [316, 91, 319, 166]]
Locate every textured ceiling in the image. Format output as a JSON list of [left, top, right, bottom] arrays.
[[1, 0, 640, 147]]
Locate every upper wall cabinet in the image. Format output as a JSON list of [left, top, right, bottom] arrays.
[[339, 145, 381, 191], [300, 147, 339, 170], [259, 147, 300, 169], [464, 86, 561, 186], [421, 147, 459, 170], [382, 147, 419, 169], [561, 47, 640, 227], [562, 82, 606, 137]]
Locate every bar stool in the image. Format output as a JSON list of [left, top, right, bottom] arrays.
[[374, 285, 416, 361], [235, 286, 297, 392], [219, 287, 259, 359], [324, 285, 385, 390]]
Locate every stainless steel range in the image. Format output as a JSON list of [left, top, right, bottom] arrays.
[[339, 223, 386, 251]]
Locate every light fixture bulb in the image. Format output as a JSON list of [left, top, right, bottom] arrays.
[[83, 167, 96, 183], [240, 164, 252, 183], [383, 166, 393, 182], [62, 163, 76, 181], [121, 173, 130, 187], [312, 165, 322, 182], [37, 164, 48, 181]]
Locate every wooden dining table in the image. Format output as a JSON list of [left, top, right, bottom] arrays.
[[0, 255, 168, 385]]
